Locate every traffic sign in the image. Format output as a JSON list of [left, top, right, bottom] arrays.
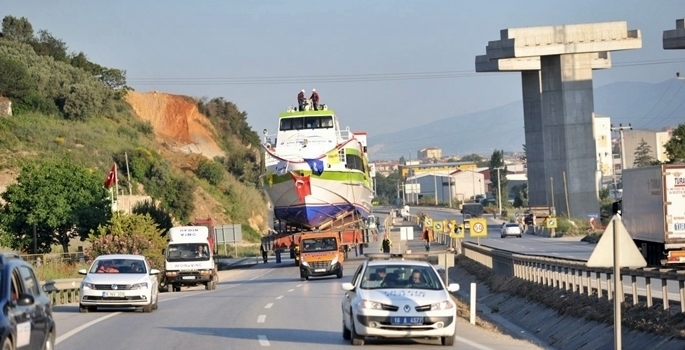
[[433, 222, 443, 231], [469, 218, 488, 237], [424, 218, 433, 227], [546, 217, 557, 229], [451, 225, 464, 239]]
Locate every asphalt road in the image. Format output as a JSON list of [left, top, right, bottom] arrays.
[[54, 251, 542, 349]]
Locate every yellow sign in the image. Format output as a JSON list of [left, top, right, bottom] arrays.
[[469, 218, 488, 237], [433, 222, 443, 231], [451, 224, 464, 238], [444, 220, 453, 233], [326, 149, 341, 164], [546, 217, 557, 229], [424, 218, 433, 228]]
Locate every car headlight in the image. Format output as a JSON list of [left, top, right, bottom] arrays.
[[430, 300, 454, 311], [81, 282, 96, 290], [130, 282, 149, 290], [301, 261, 309, 267], [357, 299, 383, 310], [331, 256, 338, 265]]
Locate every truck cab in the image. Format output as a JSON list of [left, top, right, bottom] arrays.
[[298, 233, 344, 281], [163, 226, 218, 292]]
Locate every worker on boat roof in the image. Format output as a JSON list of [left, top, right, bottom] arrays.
[[297, 89, 306, 111], [310, 89, 319, 111]]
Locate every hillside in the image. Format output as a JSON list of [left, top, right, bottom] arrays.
[[0, 16, 268, 246], [369, 79, 685, 160]]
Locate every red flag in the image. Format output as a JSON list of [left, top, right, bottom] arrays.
[[104, 164, 117, 188], [292, 173, 311, 201]]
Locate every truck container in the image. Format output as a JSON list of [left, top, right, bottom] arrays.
[[621, 164, 685, 266], [461, 203, 484, 230], [162, 226, 218, 292]]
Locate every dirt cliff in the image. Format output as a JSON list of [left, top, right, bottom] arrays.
[[125, 91, 225, 160]]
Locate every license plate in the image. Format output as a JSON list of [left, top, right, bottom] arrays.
[[390, 317, 423, 325], [103, 292, 125, 297], [314, 269, 326, 272], [182, 276, 195, 280]]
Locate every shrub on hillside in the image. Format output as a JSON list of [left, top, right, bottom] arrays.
[[132, 200, 174, 234], [195, 158, 225, 186]]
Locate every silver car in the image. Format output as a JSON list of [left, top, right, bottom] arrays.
[[501, 223, 523, 238]]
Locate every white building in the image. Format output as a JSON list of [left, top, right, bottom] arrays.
[[408, 171, 485, 204], [593, 115, 613, 177], [623, 129, 672, 169]]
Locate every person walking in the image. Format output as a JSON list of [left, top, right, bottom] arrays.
[[381, 234, 392, 253], [422, 229, 431, 252], [260, 244, 268, 263]]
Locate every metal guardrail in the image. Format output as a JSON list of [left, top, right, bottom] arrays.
[[454, 238, 685, 313], [45, 288, 80, 306]]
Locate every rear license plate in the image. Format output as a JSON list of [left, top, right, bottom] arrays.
[[182, 276, 195, 280], [391, 317, 423, 325], [314, 269, 326, 272], [103, 292, 125, 297]]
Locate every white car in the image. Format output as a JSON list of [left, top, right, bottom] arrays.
[[341, 253, 460, 346], [78, 254, 160, 313], [501, 222, 523, 238]]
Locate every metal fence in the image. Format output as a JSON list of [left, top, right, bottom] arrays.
[[20, 252, 86, 266], [458, 239, 685, 313]]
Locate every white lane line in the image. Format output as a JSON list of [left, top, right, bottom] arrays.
[[296, 284, 303, 287], [264, 303, 273, 309], [257, 315, 267, 323], [456, 335, 494, 350], [258, 335, 270, 346], [56, 268, 277, 345], [276, 295, 284, 299], [288, 289, 294, 292], [55, 312, 122, 345]]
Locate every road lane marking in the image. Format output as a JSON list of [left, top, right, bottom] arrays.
[[55, 312, 122, 345], [264, 303, 273, 309], [257, 315, 266, 323], [288, 289, 294, 292], [56, 268, 277, 345], [457, 335, 494, 350], [296, 284, 303, 287], [276, 295, 284, 299], [258, 335, 270, 346]]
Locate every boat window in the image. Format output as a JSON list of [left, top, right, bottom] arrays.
[[345, 154, 364, 172], [280, 116, 334, 131]]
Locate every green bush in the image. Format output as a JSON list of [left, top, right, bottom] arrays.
[[195, 159, 225, 186]]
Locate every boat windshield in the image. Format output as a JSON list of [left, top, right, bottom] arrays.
[[280, 116, 334, 131]]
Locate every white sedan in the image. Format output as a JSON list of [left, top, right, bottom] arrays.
[[341, 254, 460, 346], [78, 254, 160, 313], [501, 222, 523, 238]]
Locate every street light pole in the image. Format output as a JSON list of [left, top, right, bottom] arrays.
[[497, 167, 502, 217]]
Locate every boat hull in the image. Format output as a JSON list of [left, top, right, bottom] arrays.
[[262, 170, 373, 229]]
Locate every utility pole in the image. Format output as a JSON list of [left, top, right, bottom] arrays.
[[611, 123, 632, 183], [496, 167, 503, 217]]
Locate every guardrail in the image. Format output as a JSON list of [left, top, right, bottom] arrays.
[[453, 237, 685, 313]]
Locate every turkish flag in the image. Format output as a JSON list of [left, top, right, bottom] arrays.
[[104, 164, 117, 188], [292, 173, 311, 202]]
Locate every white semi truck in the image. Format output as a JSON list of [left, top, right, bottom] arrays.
[[162, 226, 218, 291], [620, 164, 685, 266]]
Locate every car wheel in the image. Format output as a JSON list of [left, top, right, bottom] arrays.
[[336, 270, 343, 279], [2, 337, 11, 350], [350, 309, 364, 346], [518, 235, 522, 238], [342, 320, 351, 340], [44, 329, 55, 350], [205, 282, 211, 290], [441, 332, 456, 346], [79, 304, 90, 313], [142, 303, 153, 313], [167, 284, 174, 293]]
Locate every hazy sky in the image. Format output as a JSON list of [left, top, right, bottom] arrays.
[[3, 1, 684, 141]]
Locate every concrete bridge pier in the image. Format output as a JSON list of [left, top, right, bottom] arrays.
[[476, 21, 642, 218]]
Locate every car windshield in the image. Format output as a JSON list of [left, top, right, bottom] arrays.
[[166, 243, 211, 262], [506, 223, 519, 227], [89, 258, 147, 274], [359, 264, 442, 290], [301, 238, 337, 253]]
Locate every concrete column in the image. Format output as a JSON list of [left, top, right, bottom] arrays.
[[540, 53, 599, 217], [521, 70, 545, 206]]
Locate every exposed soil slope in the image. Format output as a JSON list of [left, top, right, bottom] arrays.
[[125, 91, 225, 160]]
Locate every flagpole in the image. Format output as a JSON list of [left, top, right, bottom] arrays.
[[114, 163, 119, 202]]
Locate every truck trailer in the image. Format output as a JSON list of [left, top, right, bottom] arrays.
[[620, 164, 685, 266]]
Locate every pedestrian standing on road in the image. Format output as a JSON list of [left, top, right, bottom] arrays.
[[422, 229, 431, 252], [381, 234, 392, 253], [260, 244, 268, 263]]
